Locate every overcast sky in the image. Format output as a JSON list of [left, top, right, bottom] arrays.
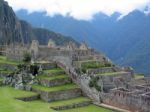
[[5, 0, 150, 20]]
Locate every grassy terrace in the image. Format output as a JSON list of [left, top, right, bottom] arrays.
[[81, 61, 106, 69], [97, 72, 128, 76], [38, 74, 69, 81], [135, 74, 144, 79], [32, 83, 79, 92], [0, 86, 56, 112], [61, 104, 113, 112], [43, 68, 64, 74], [0, 55, 21, 65], [0, 69, 13, 74], [49, 97, 90, 107]]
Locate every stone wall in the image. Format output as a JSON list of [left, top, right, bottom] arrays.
[[39, 77, 72, 87], [36, 62, 57, 70], [16, 94, 40, 101], [32, 88, 82, 102], [102, 88, 150, 112], [0, 63, 16, 71], [51, 100, 92, 111], [56, 62, 101, 103]]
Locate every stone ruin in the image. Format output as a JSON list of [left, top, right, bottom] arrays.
[[1, 39, 150, 112], [5, 40, 107, 67]]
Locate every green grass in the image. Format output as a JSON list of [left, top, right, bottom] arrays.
[[61, 104, 113, 112], [0, 69, 13, 74], [49, 97, 90, 107], [0, 78, 4, 81], [97, 72, 128, 76], [0, 86, 56, 112], [43, 68, 64, 74], [0, 55, 21, 65], [38, 74, 69, 81], [135, 74, 144, 79], [32, 83, 79, 92], [81, 61, 106, 69]]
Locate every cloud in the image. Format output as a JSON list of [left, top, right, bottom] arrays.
[[5, 0, 150, 20]]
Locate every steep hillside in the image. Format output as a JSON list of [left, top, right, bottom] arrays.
[[0, 0, 23, 44], [0, 0, 77, 46], [16, 9, 150, 75]]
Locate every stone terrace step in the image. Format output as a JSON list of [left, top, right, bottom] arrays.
[[43, 68, 65, 76], [38, 75, 72, 87], [50, 97, 92, 111], [87, 67, 122, 74], [16, 94, 40, 102], [97, 71, 130, 76], [32, 84, 82, 102]]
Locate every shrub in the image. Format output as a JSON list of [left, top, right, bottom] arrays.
[[23, 52, 31, 63], [88, 76, 101, 91], [104, 62, 112, 67]]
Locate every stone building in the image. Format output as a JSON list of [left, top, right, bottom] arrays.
[[5, 40, 106, 66]]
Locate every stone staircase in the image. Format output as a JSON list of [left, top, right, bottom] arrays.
[[31, 67, 92, 111]]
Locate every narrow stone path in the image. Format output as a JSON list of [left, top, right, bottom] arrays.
[[94, 103, 131, 112]]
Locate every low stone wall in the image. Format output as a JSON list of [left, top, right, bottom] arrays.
[[0, 63, 16, 71], [39, 77, 72, 87], [36, 62, 57, 70], [51, 101, 92, 110], [16, 94, 40, 101], [0, 73, 11, 78], [32, 88, 82, 102]]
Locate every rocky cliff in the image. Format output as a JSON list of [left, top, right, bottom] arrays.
[[0, 0, 23, 44], [0, 0, 77, 45]]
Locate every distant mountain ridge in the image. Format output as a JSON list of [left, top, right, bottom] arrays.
[[16, 9, 150, 75], [0, 0, 77, 46]]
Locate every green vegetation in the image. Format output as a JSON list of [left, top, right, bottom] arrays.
[[0, 86, 56, 112], [0, 68, 13, 74], [80, 61, 112, 73], [135, 74, 144, 79], [81, 61, 105, 69], [97, 72, 127, 76], [89, 76, 101, 91], [23, 52, 31, 63], [0, 55, 21, 65], [50, 97, 90, 107], [43, 68, 64, 74], [38, 74, 69, 81], [0, 78, 3, 81], [32, 83, 79, 92], [61, 104, 113, 112]]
